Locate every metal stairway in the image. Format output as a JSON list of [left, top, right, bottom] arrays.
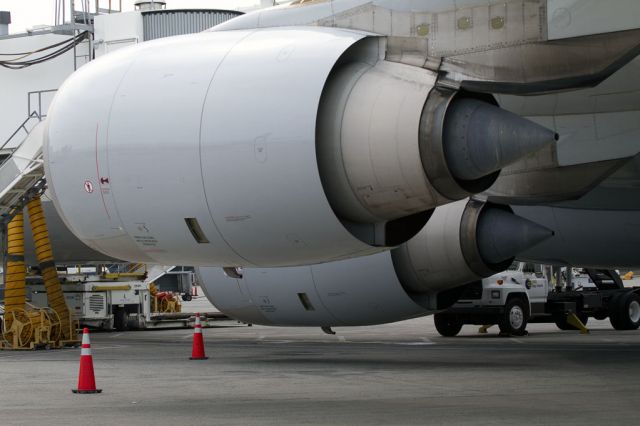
[[0, 113, 46, 222]]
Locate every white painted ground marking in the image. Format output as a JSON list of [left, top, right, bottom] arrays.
[[89, 344, 128, 350]]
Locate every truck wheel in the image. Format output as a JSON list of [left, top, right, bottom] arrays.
[[113, 308, 129, 332], [182, 293, 192, 302], [499, 298, 528, 336], [434, 313, 463, 337], [554, 313, 588, 330], [610, 293, 640, 330], [593, 312, 608, 321]]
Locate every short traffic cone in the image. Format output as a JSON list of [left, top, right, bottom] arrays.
[[72, 328, 102, 394], [190, 313, 208, 360]]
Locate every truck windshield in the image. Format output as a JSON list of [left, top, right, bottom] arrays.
[[507, 262, 519, 271]]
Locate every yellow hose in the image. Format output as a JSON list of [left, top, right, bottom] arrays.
[[3, 213, 26, 315], [26, 197, 74, 341]]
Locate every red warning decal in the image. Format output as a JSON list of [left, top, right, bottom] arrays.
[[84, 180, 94, 193]]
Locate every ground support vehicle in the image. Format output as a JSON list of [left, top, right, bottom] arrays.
[[435, 263, 640, 337], [24, 267, 224, 331]]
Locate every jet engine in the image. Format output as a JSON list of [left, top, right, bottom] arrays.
[[198, 198, 553, 326], [45, 27, 555, 267]]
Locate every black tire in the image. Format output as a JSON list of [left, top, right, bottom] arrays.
[[607, 292, 623, 328], [434, 313, 463, 337], [593, 312, 608, 321], [498, 298, 529, 335], [554, 313, 588, 331], [182, 293, 193, 302], [113, 307, 129, 332], [609, 292, 640, 330]]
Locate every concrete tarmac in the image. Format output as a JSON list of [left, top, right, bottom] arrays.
[[1, 313, 640, 425]]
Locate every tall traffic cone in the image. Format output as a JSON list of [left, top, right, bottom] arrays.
[[72, 328, 102, 394], [190, 313, 208, 360]]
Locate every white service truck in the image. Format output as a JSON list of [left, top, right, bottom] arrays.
[[435, 262, 640, 336]]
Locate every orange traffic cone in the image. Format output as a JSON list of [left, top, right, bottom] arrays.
[[72, 328, 102, 394], [190, 313, 208, 360]]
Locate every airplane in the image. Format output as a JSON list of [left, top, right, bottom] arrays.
[[16, 0, 640, 329]]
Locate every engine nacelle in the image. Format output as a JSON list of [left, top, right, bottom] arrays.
[[198, 199, 553, 326], [45, 27, 555, 267], [391, 199, 553, 308]]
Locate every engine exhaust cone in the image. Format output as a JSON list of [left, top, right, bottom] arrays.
[[477, 208, 554, 265], [444, 98, 558, 182]]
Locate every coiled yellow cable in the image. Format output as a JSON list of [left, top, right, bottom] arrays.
[[3, 213, 26, 314], [27, 197, 73, 340]]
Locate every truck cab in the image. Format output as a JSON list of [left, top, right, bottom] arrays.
[[434, 262, 549, 336]]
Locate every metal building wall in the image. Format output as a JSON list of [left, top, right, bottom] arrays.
[[142, 9, 242, 41]]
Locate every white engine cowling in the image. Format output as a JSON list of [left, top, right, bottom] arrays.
[[45, 27, 555, 267]]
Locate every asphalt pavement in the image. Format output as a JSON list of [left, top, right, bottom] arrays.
[[1, 304, 639, 425]]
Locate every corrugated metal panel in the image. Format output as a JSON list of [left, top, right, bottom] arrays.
[[142, 9, 243, 41]]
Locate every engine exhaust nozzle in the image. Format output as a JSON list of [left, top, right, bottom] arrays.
[[477, 207, 554, 265], [444, 98, 558, 182]]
